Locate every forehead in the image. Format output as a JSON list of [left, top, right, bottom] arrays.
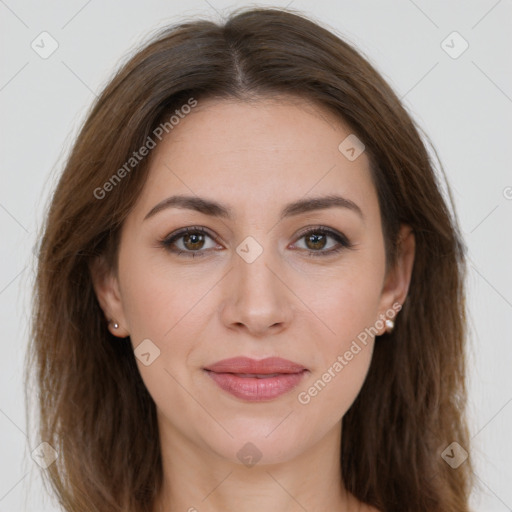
[[133, 96, 378, 221]]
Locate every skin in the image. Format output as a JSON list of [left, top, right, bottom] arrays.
[[91, 96, 415, 512]]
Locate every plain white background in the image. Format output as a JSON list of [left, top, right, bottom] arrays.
[[1, 1, 511, 510]]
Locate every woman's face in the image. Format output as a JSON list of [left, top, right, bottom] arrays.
[[94, 96, 413, 466]]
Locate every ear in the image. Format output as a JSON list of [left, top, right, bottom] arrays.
[[377, 224, 415, 333], [89, 255, 130, 338]]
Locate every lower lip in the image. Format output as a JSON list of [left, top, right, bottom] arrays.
[[205, 370, 308, 401]]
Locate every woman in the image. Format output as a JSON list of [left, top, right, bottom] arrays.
[[26, 6, 474, 512]]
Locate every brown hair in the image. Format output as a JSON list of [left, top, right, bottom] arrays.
[[26, 6, 473, 511]]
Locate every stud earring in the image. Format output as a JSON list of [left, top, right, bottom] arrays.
[[109, 319, 119, 329], [385, 319, 395, 333]]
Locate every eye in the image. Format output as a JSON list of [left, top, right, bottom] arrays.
[[159, 226, 222, 257], [159, 225, 352, 258], [292, 226, 352, 257]]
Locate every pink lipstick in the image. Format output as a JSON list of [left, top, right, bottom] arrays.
[[204, 357, 308, 401]]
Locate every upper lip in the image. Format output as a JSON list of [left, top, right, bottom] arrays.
[[204, 357, 307, 374]]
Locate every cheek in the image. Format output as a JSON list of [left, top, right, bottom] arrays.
[[118, 253, 220, 403], [305, 290, 379, 397], [119, 250, 218, 342], [119, 260, 208, 420], [294, 279, 381, 426], [295, 340, 374, 443], [295, 260, 384, 410], [306, 258, 385, 344]]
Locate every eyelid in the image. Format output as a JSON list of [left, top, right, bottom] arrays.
[[165, 225, 219, 241], [293, 225, 350, 245]]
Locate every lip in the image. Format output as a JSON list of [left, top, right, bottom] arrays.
[[204, 357, 308, 402]]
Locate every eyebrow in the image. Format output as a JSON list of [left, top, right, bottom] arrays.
[[143, 193, 364, 222]]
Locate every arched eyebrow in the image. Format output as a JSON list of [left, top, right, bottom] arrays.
[[143, 194, 364, 222]]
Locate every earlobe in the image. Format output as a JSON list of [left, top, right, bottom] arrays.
[[89, 256, 130, 338]]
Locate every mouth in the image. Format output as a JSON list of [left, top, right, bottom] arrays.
[[203, 357, 309, 401]]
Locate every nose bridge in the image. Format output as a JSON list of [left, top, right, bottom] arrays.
[[221, 233, 292, 334], [238, 244, 277, 297], [235, 234, 282, 305]]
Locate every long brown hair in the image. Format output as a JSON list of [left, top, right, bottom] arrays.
[[26, 6, 473, 511]]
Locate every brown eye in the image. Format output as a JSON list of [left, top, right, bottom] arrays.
[[304, 232, 328, 251], [293, 227, 352, 257], [160, 227, 221, 257], [182, 232, 206, 251]]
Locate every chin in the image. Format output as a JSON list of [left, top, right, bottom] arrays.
[[197, 416, 315, 467]]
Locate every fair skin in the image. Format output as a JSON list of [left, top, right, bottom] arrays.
[[91, 96, 415, 512]]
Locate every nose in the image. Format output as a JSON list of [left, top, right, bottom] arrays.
[[219, 242, 294, 337]]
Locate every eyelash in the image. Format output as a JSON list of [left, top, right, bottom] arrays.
[[159, 225, 352, 259]]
